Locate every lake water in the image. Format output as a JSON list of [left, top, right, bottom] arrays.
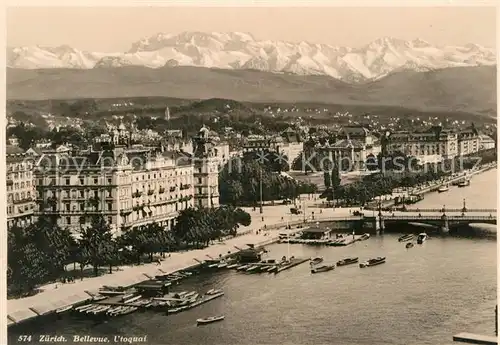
[[8, 169, 497, 345]]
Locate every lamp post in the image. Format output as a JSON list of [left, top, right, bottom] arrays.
[[259, 167, 263, 214], [442, 204, 446, 216], [303, 199, 306, 223], [462, 199, 467, 213]]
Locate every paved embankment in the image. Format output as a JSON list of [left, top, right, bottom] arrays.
[[6, 197, 332, 325]]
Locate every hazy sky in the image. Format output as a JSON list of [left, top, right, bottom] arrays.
[[7, 6, 496, 51]]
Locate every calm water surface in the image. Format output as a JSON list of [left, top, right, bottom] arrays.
[[9, 169, 497, 345]]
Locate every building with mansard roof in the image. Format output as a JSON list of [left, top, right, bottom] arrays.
[[32, 127, 220, 234], [7, 145, 35, 228]]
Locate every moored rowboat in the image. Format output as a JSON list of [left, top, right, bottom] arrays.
[[197, 315, 225, 325]]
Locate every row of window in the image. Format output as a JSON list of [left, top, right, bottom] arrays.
[[7, 191, 32, 202], [8, 171, 32, 179], [7, 204, 34, 215], [7, 181, 32, 191], [7, 163, 33, 171]]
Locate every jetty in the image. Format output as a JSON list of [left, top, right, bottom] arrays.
[[275, 258, 309, 273]]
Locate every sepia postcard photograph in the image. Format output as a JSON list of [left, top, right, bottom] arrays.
[[3, 2, 498, 345]]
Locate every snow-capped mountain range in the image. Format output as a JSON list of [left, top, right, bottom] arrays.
[[7, 31, 496, 82]]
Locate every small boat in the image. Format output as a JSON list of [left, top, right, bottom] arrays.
[[458, 179, 470, 187], [417, 233, 428, 244], [75, 305, 94, 312], [246, 265, 260, 273], [227, 263, 240, 269], [197, 315, 225, 325], [217, 262, 228, 269], [56, 305, 73, 313], [183, 291, 197, 299], [437, 185, 449, 193], [266, 265, 278, 272], [360, 257, 386, 268], [311, 264, 335, 273], [406, 243, 414, 249], [398, 234, 414, 242], [358, 233, 370, 241], [236, 265, 249, 271], [206, 289, 223, 295], [92, 295, 107, 301], [336, 257, 359, 266], [310, 257, 324, 266]]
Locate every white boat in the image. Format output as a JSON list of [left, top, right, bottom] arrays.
[[398, 234, 414, 242], [75, 304, 94, 312], [417, 233, 428, 244], [309, 257, 324, 266], [183, 291, 197, 298], [197, 315, 225, 325], [227, 263, 240, 269], [311, 264, 335, 273], [236, 265, 249, 271], [56, 305, 73, 313], [358, 233, 370, 241], [206, 289, 223, 295], [458, 179, 470, 187], [437, 185, 449, 193], [246, 265, 260, 272], [266, 265, 278, 272], [217, 262, 228, 269], [360, 257, 386, 268]]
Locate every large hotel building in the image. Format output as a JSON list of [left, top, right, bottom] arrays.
[[7, 127, 222, 234]]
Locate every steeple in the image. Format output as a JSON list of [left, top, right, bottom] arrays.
[[164, 107, 170, 121]]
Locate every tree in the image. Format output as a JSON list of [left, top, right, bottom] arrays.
[[78, 215, 113, 277]]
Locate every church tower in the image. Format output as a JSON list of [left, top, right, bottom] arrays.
[[192, 126, 220, 208], [165, 107, 170, 121]]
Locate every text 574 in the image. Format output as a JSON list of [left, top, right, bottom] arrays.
[[18, 335, 32, 342]]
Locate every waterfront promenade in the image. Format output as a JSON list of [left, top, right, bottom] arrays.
[[6, 197, 334, 323]]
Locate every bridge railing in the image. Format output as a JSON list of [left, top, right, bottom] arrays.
[[384, 215, 496, 221], [402, 208, 497, 213]]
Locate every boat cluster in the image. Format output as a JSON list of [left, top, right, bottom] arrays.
[[280, 233, 370, 246], [309, 256, 386, 273], [71, 288, 225, 319], [398, 233, 428, 247], [229, 257, 306, 274]]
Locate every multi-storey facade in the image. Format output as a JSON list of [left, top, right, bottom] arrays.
[[303, 126, 381, 172], [384, 126, 458, 163], [192, 126, 220, 208], [479, 134, 496, 151], [7, 146, 35, 228], [33, 145, 195, 234], [241, 129, 304, 168], [457, 126, 480, 156], [33, 127, 218, 234]]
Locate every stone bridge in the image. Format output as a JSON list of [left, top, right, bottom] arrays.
[[379, 213, 497, 234]]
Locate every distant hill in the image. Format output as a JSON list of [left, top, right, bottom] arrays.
[[6, 65, 496, 116]]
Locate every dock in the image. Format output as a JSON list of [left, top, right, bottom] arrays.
[[167, 292, 224, 314], [453, 333, 498, 344], [276, 258, 309, 273]]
